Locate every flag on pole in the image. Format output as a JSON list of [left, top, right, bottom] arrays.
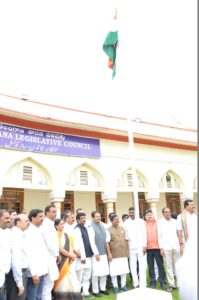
[[103, 9, 118, 79]]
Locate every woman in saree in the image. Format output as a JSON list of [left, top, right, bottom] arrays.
[[53, 218, 83, 300]]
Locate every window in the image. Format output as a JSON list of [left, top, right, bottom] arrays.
[[80, 170, 88, 185], [23, 166, 32, 183]]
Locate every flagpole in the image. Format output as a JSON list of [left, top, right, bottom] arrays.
[[127, 116, 140, 219]]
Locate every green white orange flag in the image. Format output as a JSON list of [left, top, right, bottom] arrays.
[[103, 10, 118, 79]]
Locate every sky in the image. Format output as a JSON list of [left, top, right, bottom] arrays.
[[0, 0, 197, 128]]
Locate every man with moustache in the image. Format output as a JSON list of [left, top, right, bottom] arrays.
[[74, 212, 93, 297], [24, 209, 48, 300], [106, 214, 129, 294], [40, 205, 59, 300], [124, 207, 147, 289], [88, 211, 109, 297]]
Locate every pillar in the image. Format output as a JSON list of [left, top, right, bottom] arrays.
[[146, 193, 159, 220], [50, 190, 65, 218], [101, 191, 117, 222]]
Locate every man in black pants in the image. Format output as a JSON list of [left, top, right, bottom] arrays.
[[6, 214, 29, 300]]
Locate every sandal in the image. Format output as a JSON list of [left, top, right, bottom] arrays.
[[166, 286, 174, 292]]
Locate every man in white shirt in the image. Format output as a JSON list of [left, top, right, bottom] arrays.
[[124, 207, 147, 288], [6, 214, 29, 300], [63, 211, 75, 235], [0, 209, 11, 300], [177, 198, 197, 253], [40, 205, 59, 300], [25, 209, 48, 300], [158, 207, 180, 292]]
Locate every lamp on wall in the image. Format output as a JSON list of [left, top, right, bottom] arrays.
[[166, 173, 171, 182]]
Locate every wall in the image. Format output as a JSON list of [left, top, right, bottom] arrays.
[[116, 192, 133, 221], [74, 191, 96, 221], [24, 190, 50, 213]]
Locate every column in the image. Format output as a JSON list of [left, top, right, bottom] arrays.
[[146, 193, 159, 220], [101, 191, 117, 222], [50, 190, 65, 218]]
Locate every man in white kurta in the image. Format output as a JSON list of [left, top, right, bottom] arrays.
[[158, 207, 180, 292], [177, 198, 197, 252], [124, 207, 147, 288], [25, 209, 49, 300], [88, 211, 109, 297], [176, 223, 197, 300], [106, 214, 129, 294], [74, 212, 93, 297], [40, 205, 59, 300]]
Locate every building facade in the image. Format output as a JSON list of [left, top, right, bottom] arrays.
[[0, 94, 197, 221]]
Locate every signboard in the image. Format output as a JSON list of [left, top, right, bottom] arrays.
[[0, 123, 101, 158]]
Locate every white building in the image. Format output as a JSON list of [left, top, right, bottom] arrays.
[[0, 94, 197, 221]]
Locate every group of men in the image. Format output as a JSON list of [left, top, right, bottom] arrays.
[[0, 206, 59, 300], [0, 197, 197, 300]]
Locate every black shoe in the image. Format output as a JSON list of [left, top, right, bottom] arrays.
[[93, 293, 101, 297], [100, 290, 109, 295], [160, 283, 167, 290], [150, 282, 156, 289]]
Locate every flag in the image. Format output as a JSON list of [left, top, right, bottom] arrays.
[[103, 10, 118, 79]]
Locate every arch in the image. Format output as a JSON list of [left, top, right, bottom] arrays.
[[159, 169, 184, 191], [65, 162, 105, 191], [117, 167, 149, 191], [4, 157, 52, 189]]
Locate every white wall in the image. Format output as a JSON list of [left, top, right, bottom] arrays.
[[24, 190, 50, 213], [74, 191, 96, 221], [116, 192, 133, 221]]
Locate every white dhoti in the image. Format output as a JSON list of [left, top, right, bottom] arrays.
[[91, 255, 109, 293], [76, 257, 92, 296], [109, 257, 129, 289], [91, 255, 109, 277], [109, 257, 129, 276]]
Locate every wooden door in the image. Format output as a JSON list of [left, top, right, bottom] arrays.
[[61, 191, 74, 213], [95, 192, 107, 223], [0, 188, 24, 213], [166, 193, 182, 214]]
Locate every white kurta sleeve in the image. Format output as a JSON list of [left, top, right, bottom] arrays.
[[74, 227, 86, 260], [106, 230, 111, 243], [177, 214, 182, 231], [87, 226, 99, 256], [11, 235, 23, 287], [124, 221, 129, 240], [157, 220, 163, 249], [40, 221, 59, 257], [141, 219, 147, 247], [0, 233, 5, 288]]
